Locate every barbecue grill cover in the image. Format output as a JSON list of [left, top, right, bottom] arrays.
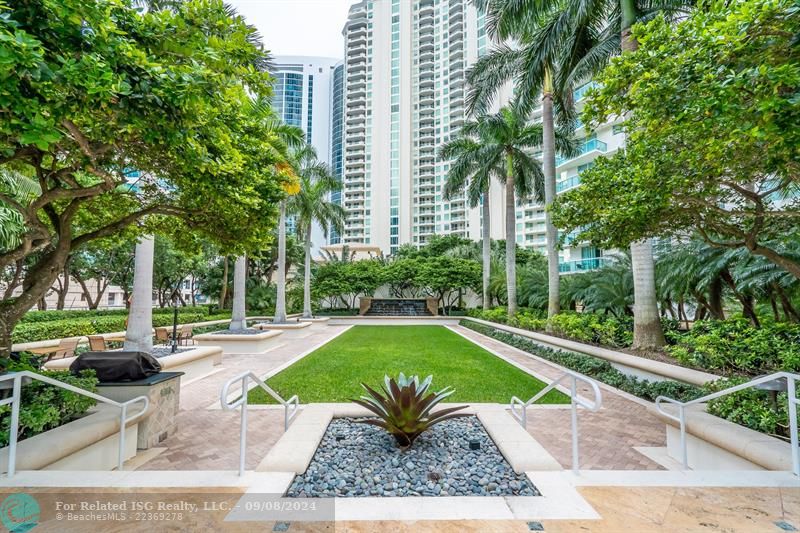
[[70, 351, 162, 382]]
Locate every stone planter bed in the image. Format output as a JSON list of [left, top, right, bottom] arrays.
[[254, 321, 313, 339], [286, 416, 539, 498], [193, 328, 283, 355]]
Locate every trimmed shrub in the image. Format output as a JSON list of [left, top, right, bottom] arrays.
[[0, 355, 99, 447], [461, 320, 702, 403], [12, 311, 231, 344], [705, 377, 796, 439], [667, 319, 800, 374]]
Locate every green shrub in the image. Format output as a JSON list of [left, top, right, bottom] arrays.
[[667, 319, 800, 374], [20, 306, 216, 324], [12, 311, 224, 343], [705, 377, 797, 439], [0, 355, 99, 447], [461, 320, 702, 403]]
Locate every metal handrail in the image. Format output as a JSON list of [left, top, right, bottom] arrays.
[[0, 371, 149, 477], [220, 371, 300, 476], [510, 370, 602, 473], [655, 371, 799, 476]]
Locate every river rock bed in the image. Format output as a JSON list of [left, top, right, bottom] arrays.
[[286, 416, 539, 498], [150, 346, 193, 358]]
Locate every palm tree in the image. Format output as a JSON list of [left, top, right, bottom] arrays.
[[124, 235, 155, 352], [445, 105, 567, 317], [469, 0, 690, 348], [229, 255, 247, 330], [438, 135, 502, 310], [288, 145, 346, 319], [469, 1, 598, 324]]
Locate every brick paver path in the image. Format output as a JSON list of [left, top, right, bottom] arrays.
[[453, 325, 666, 471], [139, 325, 350, 471], [139, 322, 665, 471]]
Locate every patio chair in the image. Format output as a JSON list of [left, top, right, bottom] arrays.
[[47, 338, 79, 363], [177, 324, 193, 346], [87, 335, 108, 352], [155, 327, 174, 344]]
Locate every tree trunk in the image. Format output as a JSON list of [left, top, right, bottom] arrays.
[[219, 256, 229, 309], [505, 152, 517, 317], [719, 268, 760, 327], [542, 82, 560, 323], [56, 260, 70, 310], [707, 276, 725, 319], [274, 200, 288, 323], [630, 239, 666, 349], [775, 283, 800, 322], [230, 255, 247, 330], [124, 235, 154, 353], [302, 224, 313, 318], [481, 190, 491, 310]]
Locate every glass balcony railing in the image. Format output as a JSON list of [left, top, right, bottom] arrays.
[[558, 257, 610, 274], [556, 175, 581, 193], [556, 138, 607, 166], [573, 81, 599, 102]]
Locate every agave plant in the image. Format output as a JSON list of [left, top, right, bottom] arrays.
[[352, 373, 468, 448]]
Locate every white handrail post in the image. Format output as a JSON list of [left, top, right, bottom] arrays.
[[7, 375, 22, 478], [788, 376, 799, 477], [118, 403, 128, 471], [570, 375, 579, 474], [679, 404, 688, 470], [238, 374, 248, 477]]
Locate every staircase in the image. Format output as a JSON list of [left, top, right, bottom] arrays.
[[364, 299, 433, 317]]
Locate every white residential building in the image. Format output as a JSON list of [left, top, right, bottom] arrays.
[[271, 56, 341, 254], [336, 0, 616, 271]]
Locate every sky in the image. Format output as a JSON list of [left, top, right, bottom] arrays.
[[228, 0, 354, 59]]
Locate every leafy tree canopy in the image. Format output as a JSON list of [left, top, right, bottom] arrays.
[[0, 0, 297, 337], [551, 0, 800, 276]]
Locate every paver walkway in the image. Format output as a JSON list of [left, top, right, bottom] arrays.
[[139, 325, 350, 470], [138, 322, 665, 471], [453, 325, 666, 471]]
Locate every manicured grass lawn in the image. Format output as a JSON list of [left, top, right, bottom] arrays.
[[249, 325, 568, 404]]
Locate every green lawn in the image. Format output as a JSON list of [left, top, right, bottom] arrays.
[[249, 325, 568, 404]]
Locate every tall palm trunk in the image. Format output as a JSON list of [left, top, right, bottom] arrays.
[[302, 224, 313, 318], [481, 190, 491, 310], [542, 70, 560, 323], [505, 151, 517, 317], [274, 200, 288, 323], [124, 235, 154, 353], [630, 239, 666, 349], [620, 0, 665, 349], [229, 255, 246, 330]]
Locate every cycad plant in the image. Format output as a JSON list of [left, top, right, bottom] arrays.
[[352, 373, 468, 449]]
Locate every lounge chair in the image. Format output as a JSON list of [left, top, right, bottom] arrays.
[[155, 327, 172, 344]]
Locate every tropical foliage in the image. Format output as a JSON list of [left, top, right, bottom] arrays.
[[352, 373, 468, 448]]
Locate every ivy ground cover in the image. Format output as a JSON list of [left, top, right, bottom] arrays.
[[249, 325, 568, 404]]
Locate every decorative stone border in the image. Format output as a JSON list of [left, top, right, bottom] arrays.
[[256, 403, 562, 475], [653, 403, 794, 472], [45, 346, 223, 384], [194, 330, 283, 355], [463, 317, 719, 386], [254, 321, 313, 339]]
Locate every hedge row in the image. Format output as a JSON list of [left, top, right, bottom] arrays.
[[20, 305, 216, 324], [12, 312, 232, 344], [460, 320, 703, 403], [461, 320, 798, 438]]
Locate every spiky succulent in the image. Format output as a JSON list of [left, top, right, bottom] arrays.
[[352, 373, 468, 448]]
